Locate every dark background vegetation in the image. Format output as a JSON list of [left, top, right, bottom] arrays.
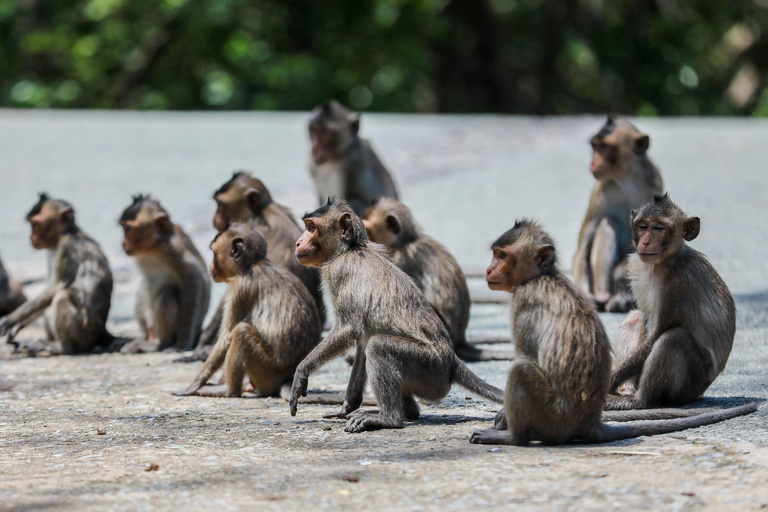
[[2, 0, 768, 115]]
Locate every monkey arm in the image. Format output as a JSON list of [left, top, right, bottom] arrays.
[[195, 294, 225, 349], [323, 341, 367, 419], [174, 276, 206, 351], [572, 230, 592, 293], [610, 337, 653, 393], [173, 327, 231, 396], [0, 285, 56, 336]]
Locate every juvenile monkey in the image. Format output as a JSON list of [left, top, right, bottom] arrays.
[[308, 100, 398, 216], [0, 194, 113, 354], [290, 199, 504, 433], [191, 173, 324, 355], [119, 195, 211, 353], [0, 253, 26, 316], [469, 220, 754, 446], [606, 194, 736, 410], [573, 116, 664, 312], [174, 225, 321, 398], [362, 197, 514, 361]]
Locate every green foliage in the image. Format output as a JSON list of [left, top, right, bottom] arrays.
[[1, 0, 767, 114]]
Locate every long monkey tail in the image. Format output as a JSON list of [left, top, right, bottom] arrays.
[[591, 403, 757, 443], [451, 356, 505, 404], [602, 407, 723, 422]]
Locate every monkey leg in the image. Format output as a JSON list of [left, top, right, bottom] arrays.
[[51, 289, 100, 354], [403, 395, 420, 420], [589, 218, 620, 308], [223, 323, 283, 398], [325, 342, 367, 418], [604, 258, 634, 313], [606, 327, 710, 410], [611, 310, 644, 394], [153, 285, 180, 351]]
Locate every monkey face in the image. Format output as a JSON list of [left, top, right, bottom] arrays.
[[308, 121, 342, 164], [209, 234, 244, 283], [589, 137, 620, 179], [120, 210, 171, 256], [487, 242, 555, 291], [486, 246, 516, 291], [27, 203, 70, 250], [295, 218, 330, 267], [632, 215, 699, 264]]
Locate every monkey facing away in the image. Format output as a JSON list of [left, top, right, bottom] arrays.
[[119, 195, 211, 353], [290, 199, 504, 433], [0, 194, 113, 354], [573, 116, 664, 313], [469, 220, 755, 446], [606, 194, 737, 410], [185, 172, 324, 361], [0, 253, 26, 317], [174, 225, 321, 398], [308, 100, 398, 216], [362, 197, 514, 361]]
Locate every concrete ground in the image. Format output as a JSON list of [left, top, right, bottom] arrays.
[[0, 111, 767, 510]]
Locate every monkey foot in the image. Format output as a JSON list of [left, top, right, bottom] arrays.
[[493, 410, 508, 430], [344, 411, 403, 433], [193, 385, 237, 398], [469, 428, 519, 445]]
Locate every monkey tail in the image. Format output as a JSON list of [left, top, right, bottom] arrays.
[[602, 407, 722, 422], [591, 403, 757, 443], [454, 342, 516, 362], [451, 357, 505, 404]]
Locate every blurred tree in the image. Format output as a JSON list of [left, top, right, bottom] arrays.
[[0, 0, 767, 115]]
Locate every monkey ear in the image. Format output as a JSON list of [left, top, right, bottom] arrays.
[[339, 212, 354, 242], [230, 237, 245, 261], [246, 189, 261, 212], [630, 209, 638, 221], [59, 208, 74, 226], [385, 214, 401, 235], [633, 135, 650, 154], [154, 214, 173, 234], [349, 114, 360, 135], [683, 217, 700, 242], [536, 244, 556, 270]]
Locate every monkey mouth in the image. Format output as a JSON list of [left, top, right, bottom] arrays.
[[637, 251, 659, 256]]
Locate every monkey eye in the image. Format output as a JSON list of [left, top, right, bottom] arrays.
[[637, 222, 648, 230], [498, 251, 507, 260], [652, 223, 665, 231]]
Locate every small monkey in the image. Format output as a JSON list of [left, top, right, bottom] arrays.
[[362, 197, 514, 361], [607, 194, 736, 410], [174, 225, 321, 398], [189, 173, 324, 358], [573, 116, 664, 312], [119, 195, 211, 353], [469, 220, 755, 446], [0, 253, 26, 316], [0, 194, 113, 354], [290, 200, 504, 433], [308, 100, 398, 216]]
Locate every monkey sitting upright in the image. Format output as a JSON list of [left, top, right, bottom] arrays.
[[290, 199, 504, 433], [174, 225, 321, 398], [0, 194, 113, 354], [607, 194, 736, 410], [573, 116, 664, 312], [308, 100, 398, 216], [362, 197, 514, 361], [119, 195, 211, 353], [0, 253, 26, 317], [469, 220, 755, 446]]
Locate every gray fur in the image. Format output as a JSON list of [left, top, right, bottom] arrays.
[[0, 253, 25, 316]]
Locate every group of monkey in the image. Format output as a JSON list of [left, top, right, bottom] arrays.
[[0, 101, 758, 444]]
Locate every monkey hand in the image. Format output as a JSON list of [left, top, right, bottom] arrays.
[[172, 381, 203, 396], [289, 372, 309, 416], [323, 400, 358, 419], [493, 410, 508, 430]]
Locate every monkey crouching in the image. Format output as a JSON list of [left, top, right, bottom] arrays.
[[174, 225, 321, 398], [469, 220, 755, 446], [0, 194, 113, 354]]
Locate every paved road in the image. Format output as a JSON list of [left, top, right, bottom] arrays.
[[0, 112, 767, 510]]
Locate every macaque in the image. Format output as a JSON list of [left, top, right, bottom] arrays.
[[469, 220, 755, 446], [174, 225, 321, 398], [187, 173, 324, 360], [573, 116, 664, 312], [289, 200, 504, 433], [0, 253, 26, 316], [308, 100, 398, 216], [607, 195, 736, 410], [362, 197, 513, 361], [119, 195, 210, 353], [0, 194, 113, 354]]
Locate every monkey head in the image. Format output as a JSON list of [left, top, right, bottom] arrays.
[[296, 199, 368, 267], [209, 224, 268, 282], [361, 197, 418, 248], [589, 116, 650, 180], [212, 172, 274, 232], [119, 195, 174, 256], [631, 194, 700, 265], [26, 193, 76, 250], [308, 100, 360, 165], [486, 220, 557, 292]]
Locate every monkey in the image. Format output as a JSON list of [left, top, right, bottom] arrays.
[[468, 220, 755, 446], [174, 172, 325, 364], [173, 224, 321, 398], [361, 197, 514, 361], [605, 194, 737, 410], [0, 253, 26, 317], [308, 100, 398, 216], [0, 194, 114, 355], [119, 195, 211, 353], [289, 199, 504, 433], [572, 116, 664, 313]]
